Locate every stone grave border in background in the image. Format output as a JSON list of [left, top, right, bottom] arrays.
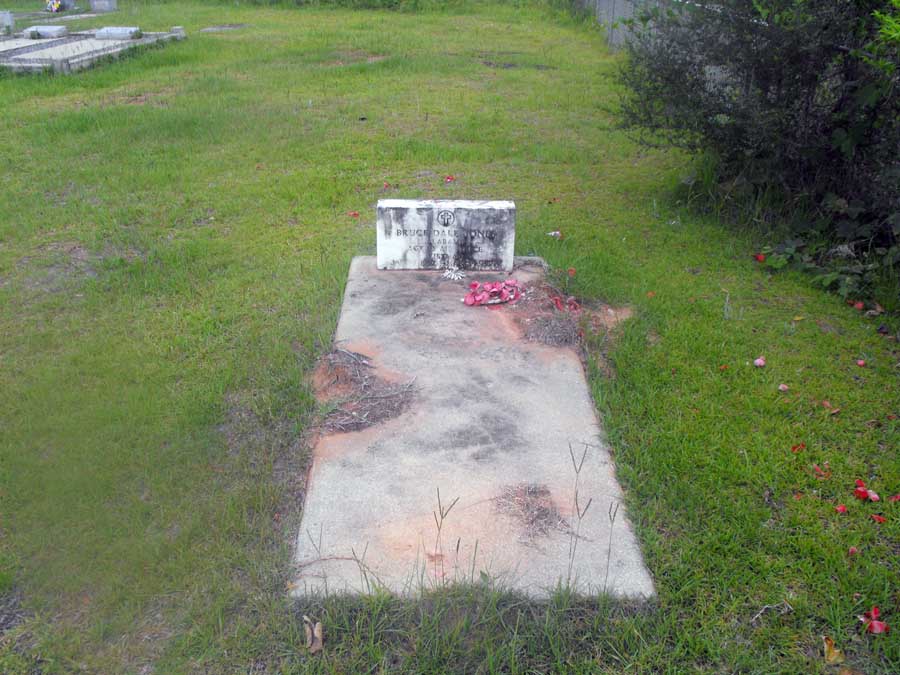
[[0, 26, 184, 73]]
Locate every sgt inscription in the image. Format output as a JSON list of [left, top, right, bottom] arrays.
[[376, 199, 515, 272]]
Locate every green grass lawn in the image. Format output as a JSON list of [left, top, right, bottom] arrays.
[[1, 2, 898, 673]]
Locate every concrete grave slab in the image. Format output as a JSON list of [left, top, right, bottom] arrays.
[[22, 25, 68, 38], [94, 26, 139, 40], [292, 256, 655, 599], [377, 199, 515, 272], [1, 11, 13, 35], [0, 28, 184, 73]]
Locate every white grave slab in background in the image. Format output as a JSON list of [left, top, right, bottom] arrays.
[[23, 25, 68, 39], [95, 26, 140, 40]]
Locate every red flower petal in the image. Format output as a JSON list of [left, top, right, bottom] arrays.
[[871, 514, 886, 523], [867, 490, 880, 502], [348, 211, 360, 218], [848, 546, 858, 555], [552, 296, 565, 311], [469, 282, 480, 291], [791, 442, 806, 453], [888, 494, 900, 502], [865, 607, 881, 621], [853, 301, 865, 310], [854, 487, 871, 500], [835, 504, 848, 513], [567, 267, 576, 277], [754, 253, 766, 262], [866, 620, 890, 634], [857, 359, 866, 367], [856, 479, 867, 488], [464, 293, 476, 306]]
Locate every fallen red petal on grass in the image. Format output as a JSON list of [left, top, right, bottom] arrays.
[[778, 383, 790, 392], [888, 494, 900, 502], [813, 463, 832, 480], [853, 301, 865, 311], [754, 253, 766, 262], [860, 607, 890, 634], [348, 211, 360, 218], [835, 504, 848, 513], [871, 514, 886, 523], [867, 490, 880, 502], [383, 181, 391, 188], [854, 486, 870, 500], [444, 175, 455, 183], [646, 291, 656, 298], [848, 546, 858, 555], [822, 400, 832, 408], [793, 492, 803, 500], [552, 296, 565, 311], [567, 267, 576, 277], [857, 359, 866, 367], [754, 356, 766, 367], [791, 442, 806, 453], [719, 364, 729, 371]]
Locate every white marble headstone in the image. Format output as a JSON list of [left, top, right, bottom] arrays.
[[376, 199, 515, 271]]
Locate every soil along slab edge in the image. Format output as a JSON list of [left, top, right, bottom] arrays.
[[292, 256, 654, 599]]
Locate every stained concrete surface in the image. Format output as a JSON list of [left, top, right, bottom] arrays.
[[292, 256, 655, 599]]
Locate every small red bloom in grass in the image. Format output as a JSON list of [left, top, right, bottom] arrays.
[[860, 607, 890, 634], [383, 181, 391, 189], [871, 514, 886, 523], [848, 546, 858, 555], [754, 253, 766, 262], [348, 211, 360, 218], [888, 494, 900, 503], [856, 359, 866, 367], [444, 175, 455, 183], [835, 504, 848, 514], [853, 301, 865, 311], [753, 356, 766, 368], [567, 267, 576, 277], [778, 383, 790, 392], [853, 479, 880, 501], [791, 442, 806, 453]]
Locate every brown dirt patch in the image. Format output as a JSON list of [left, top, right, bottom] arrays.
[[324, 50, 387, 67], [17, 241, 143, 293], [0, 589, 25, 635], [509, 281, 632, 347], [312, 349, 414, 433], [493, 483, 570, 543]]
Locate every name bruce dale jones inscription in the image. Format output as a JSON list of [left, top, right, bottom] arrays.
[[376, 199, 515, 272]]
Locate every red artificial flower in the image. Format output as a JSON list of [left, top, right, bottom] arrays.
[[835, 504, 848, 514], [871, 514, 886, 524], [791, 442, 806, 453], [754, 253, 766, 262], [860, 606, 890, 634], [567, 267, 576, 277]]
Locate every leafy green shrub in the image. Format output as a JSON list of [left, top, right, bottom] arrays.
[[619, 0, 900, 299]]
